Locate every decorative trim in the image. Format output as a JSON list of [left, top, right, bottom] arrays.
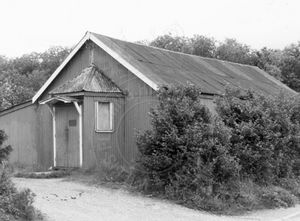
[[89, 34, 159, 91], [32, 32, 91, 103], [32, 32, 159, 103]]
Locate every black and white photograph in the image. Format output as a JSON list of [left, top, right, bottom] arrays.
[[0, 0, 299, 220]]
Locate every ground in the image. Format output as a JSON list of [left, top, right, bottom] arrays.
[[13, 178, 300, 221]]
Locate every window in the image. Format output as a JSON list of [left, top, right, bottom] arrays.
[[96, 102, 113, 132]]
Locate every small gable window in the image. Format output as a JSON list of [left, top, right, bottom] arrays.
[[95, 102, 113, 132]]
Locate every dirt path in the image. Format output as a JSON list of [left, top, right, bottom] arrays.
[[13, 178, 300, 221]]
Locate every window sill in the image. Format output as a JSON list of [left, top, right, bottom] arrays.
[[95, 130, 114, 133]]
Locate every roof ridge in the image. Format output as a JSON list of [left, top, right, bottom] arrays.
[[91, 32, 258, 69]]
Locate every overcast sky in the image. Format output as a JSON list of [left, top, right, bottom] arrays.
[[1, 0, 299, 57]]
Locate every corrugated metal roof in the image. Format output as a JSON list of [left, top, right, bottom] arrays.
[[50, 65, 122, 94], [92, 32, 295, 95]]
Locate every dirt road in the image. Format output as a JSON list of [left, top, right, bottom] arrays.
[[13, 178, 300, 221]]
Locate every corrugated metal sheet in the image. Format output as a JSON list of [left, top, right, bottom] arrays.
[[92, 33, 295, 95], [50, 65, 122, 94]]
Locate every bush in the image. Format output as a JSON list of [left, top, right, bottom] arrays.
[[0, 171, 36, 220], [215, 88, 300, 183], [258, 186, 298, 208], [0, 130, 37, 220], [135, 85, 240, 195], [0, 130, 12, 164], [134, 85, 300, 213]]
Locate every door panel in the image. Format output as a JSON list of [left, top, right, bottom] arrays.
[[55, 105, 79, 167]]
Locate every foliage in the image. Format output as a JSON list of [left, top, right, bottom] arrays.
[[134, 85, 240, 202], [190, 35, 216, 58], [0, 46, 70, 110], [0, 130, 12, 165], [281, 42, 300, 92], [215, 88, 300, 182], [0, 171, 36, 220], [215, 38, 258, 65], [133, 84, 300, 213], [149, 34, 191, 54], [0, 130, 38, 220]]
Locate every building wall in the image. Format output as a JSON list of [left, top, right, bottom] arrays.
[[0, 103, 38, 167], [34, 104, 53, 169], [83, 95, 125, 168], [92, 44, 156, 166], [0, 103, 53, 170]]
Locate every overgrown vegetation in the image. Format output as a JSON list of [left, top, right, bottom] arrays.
[[0, 130, 39, 220], [0, 47, 70, 110], [130, 85, 300, 213]]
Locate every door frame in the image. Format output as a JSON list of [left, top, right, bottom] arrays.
[[41, 96, 83, 168]]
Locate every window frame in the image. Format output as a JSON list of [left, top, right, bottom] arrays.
[[95, 101, 114, 132]]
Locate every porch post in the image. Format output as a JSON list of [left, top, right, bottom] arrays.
[[73, 101, 83, 167], [52, 106, 56, 167]]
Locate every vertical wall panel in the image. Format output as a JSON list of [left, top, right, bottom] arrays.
[[83, 95, 125, 169], [0, 104, 38, 168]]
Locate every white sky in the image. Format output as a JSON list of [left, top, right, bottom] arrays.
[[0, 0, 299, 57]]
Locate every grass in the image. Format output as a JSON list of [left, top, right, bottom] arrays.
[[11, 162, 300, 216], [14, 170, 71, 179], [65, 163, 300, 215]]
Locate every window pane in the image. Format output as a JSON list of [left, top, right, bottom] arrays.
[[97, 102, 111, 131]]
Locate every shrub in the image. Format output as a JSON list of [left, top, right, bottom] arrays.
[[0, 130, 37, 220], [135, 85, 239, 198], [0, 130, 12, 164], [258, 186, 298, 208], [134, 84, 300, 213], [215, 88, 300, 183]]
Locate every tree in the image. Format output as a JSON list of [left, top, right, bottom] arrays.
[[280, 42, 300, 92], [39, 46, 71, 78], [149, 34, 191, 54], [215, 38, 258, 65], [190, 35, 216, 57], [0, 46, 71, 109], [256, 47, 283, 80]]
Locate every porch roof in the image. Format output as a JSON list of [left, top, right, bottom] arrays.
[[50, 65, 122, 95], [39, 95, 80, 105]]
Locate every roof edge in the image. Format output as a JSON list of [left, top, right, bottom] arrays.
[[0, 100, 33, 117], [32, 31, 159, 103], [89, 34, 159, 90], [32, 32, 91, 103]]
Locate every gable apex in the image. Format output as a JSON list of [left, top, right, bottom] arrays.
[[32, 32, 159, 103]]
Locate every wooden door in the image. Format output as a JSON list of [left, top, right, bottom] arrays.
[[55, 104, 79, 167]]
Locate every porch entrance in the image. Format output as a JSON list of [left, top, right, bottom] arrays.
[[40, 96, 83, 168], [55, 104, 80, 167]]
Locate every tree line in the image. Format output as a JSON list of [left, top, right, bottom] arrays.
[[0, 34, 299, 110], [146, 35, 300, 92], [0, 47, 70, 110]]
